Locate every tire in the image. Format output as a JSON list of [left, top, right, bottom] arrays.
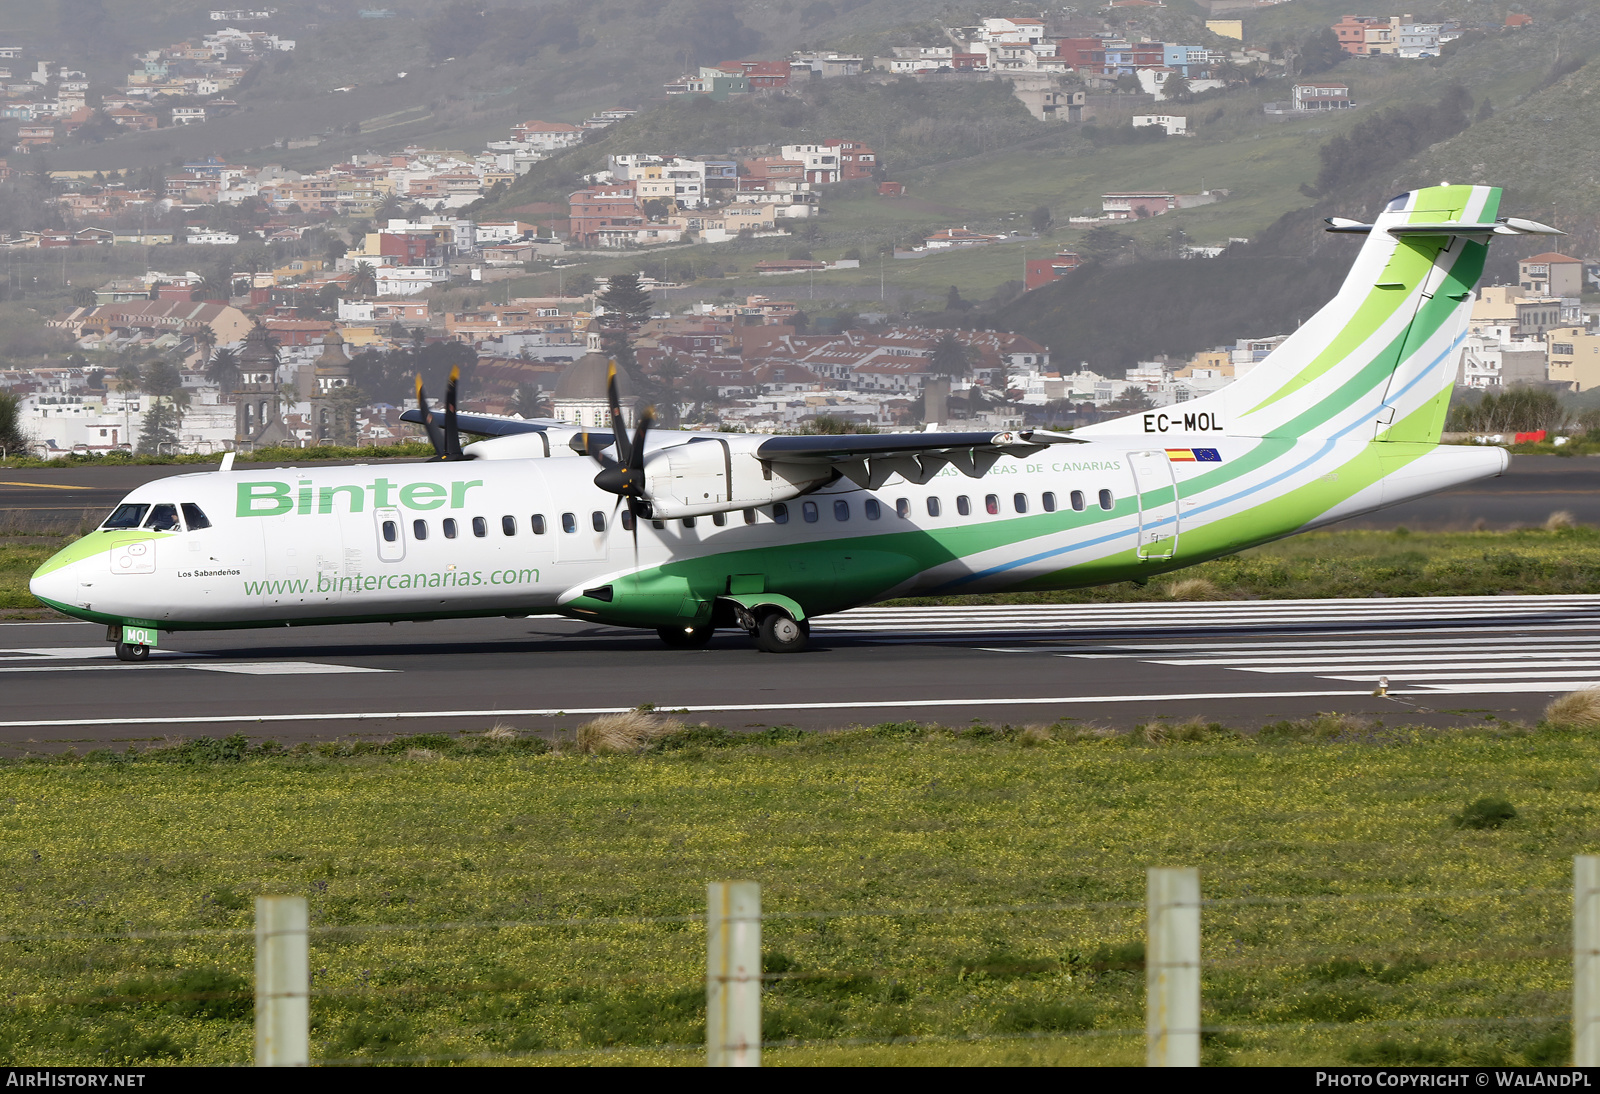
[[754, 612, 809, 654], [657, 624, 715, 648], [115, 642, 150, 662]]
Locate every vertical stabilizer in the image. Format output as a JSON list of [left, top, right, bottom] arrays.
[[1075, 185, 1545, 444]]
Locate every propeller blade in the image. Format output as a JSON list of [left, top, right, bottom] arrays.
[[415, 375, 447, 458], [606, 360, 631, 467], [443, 365, 464, 460]]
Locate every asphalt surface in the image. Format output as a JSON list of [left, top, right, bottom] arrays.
[[2, 453, 1596, 531], [0, 597, 1596, 753]]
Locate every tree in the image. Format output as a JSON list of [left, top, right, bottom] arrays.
[[596, 273, 656, 377], [1106, 386, 1155, 412], [928, 331, 972, 379], [0, 390, 29, 456], [511, 382, 545, 419], [1162, 74, 1191, 102], [205, 346, 242, 394], [1079, 226, 1132, 264], [349, 261, 378, 298], [70, 286, 96, 307], [1029, 206, 1053, 234], [1299, 27, 1344, 75], [945, 285, 966, 312], [137, 357, 191, 456]]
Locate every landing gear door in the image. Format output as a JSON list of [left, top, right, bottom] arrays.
[[375, 507, 405, 562], [1127, 450, 1179, 560]]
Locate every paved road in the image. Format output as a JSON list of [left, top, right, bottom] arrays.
[[2, 453, 1596, 531], [2, 597, 1597, 753]]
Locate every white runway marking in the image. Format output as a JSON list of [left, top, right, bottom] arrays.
[[817, 596, 1600, 634], [187, 662, 391, 675], [0, 683, 1577, 731]]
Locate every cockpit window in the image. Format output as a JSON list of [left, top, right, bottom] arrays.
[[181, 503, 212, 530], [103, 503, 149, 529], [144, 503, 181, 532]]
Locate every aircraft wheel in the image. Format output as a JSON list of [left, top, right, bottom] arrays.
[[754, 612, 809, 654], [657, 624, 715, 648], [115, 642, 150, 662]]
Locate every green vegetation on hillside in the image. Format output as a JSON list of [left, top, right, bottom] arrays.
[[0, 720, 1589, 1065]]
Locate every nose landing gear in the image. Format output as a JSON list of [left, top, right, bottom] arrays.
[[114, 641, 150, 662]]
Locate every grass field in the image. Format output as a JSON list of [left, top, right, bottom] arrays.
[[0, 716, 1589, 1066], [5, 525, 1598, 614]]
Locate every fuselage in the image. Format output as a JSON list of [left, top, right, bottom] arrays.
[[29, 434, 1508, 635]]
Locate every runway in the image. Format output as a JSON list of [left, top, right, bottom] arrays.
[[2, 596, 1597, 752]]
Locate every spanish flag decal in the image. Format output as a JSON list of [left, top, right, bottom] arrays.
[[1165, 448, 1222, 462]]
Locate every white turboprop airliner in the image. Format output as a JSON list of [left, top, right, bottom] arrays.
[[31, 185, 1556, 659]]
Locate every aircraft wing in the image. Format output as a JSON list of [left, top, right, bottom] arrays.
[[753, 428, 1085, 488], [399, 409, 565, 437]]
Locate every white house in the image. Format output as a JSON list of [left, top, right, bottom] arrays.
[[1132, 114, 1187, 136], [186, 230, 240, 245]]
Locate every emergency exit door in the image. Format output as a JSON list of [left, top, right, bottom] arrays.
[[1127, 450, 1179, 560]]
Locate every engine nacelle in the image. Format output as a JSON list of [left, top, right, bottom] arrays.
[[642, 438, 833, 518]]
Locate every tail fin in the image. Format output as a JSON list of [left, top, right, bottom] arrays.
[[1079, 185, 1556, 443]]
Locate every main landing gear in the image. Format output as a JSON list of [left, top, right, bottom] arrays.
[[653, 606, 811, 654]]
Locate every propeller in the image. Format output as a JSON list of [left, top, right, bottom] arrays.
[[415, 366, 468, 461], [586, 361, 655, 560]]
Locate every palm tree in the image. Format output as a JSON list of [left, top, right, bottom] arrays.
[[191, 324, 217, 366], [205, 346, 241, 394], [350, 261, 378, 298]]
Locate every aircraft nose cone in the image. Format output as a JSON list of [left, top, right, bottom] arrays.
[[29, 556, 77, 609]]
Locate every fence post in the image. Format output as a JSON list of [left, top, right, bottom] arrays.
[[255, 895, 309, 1067], [1147, 866, 1201, 1067], [706, 881, 761, 1067], [1577, 856, 1600, 1066]]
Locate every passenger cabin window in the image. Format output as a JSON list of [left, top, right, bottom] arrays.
[[802, 501, 819, 523], [144, 503, 180, 532], [181, 503, 211, 530], [985, 494, 999, 515], [530, 514, 547, 535], [561, 512, 577, 534], [1014, 493, 1029, 514], [956, 495, 971, 516], [443, 518, 458, 539], [652, 519, 666, 529], [896, 498, 909, 519], [682, 516, 695, 528], [413, 519, 428, 540], [501, 515, 516, 536], [744, 508, 757, 525], [712, 511, 727, 527], [834, 500, 849, 521], [1070, 490, 1086, 512], [1098, 489, 1114, 510], [926, 497, 941, 517], [382, 520, 398, 543], [103, 503, 149, 529], [864, 499, 881, 520], [773, 503, 790, 524], [1042, 492, 1058, 513], [473, 516, 489, 537], [621, 511, 635, 532]]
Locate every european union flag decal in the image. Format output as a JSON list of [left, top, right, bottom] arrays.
[[1193, 448, 1222, 462]]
